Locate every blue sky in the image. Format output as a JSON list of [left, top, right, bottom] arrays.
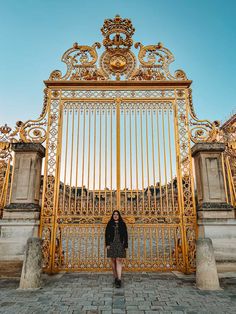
[[0, 0, 235, 127]]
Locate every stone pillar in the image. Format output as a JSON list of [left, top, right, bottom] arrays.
[[0, 143, 45, 274], [192, 142, 236, 271]]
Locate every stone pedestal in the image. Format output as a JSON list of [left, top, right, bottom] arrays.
[[19, 237, 42, 290], [196, 238, 220, 290], [0, 143, 45, 273], [192, 143, 236, 271]]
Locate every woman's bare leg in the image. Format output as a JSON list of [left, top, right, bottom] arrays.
[[111, 258, 117, 278], [116, 258, 123, 280]]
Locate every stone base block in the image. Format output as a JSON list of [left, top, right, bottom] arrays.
[[3, 210, 40, 220], [0, 220, 40, 265], [3, 204, 40, 220], [0, 220, 39, 239], [198, 210, 235, 219], [197, 202, 235, 219], [0, 239, 25, 260], [0, 260, 23, 278], [198, 219, 236, 270], [217, 262, 236, 273]]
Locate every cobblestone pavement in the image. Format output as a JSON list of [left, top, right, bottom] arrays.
[[0, 272, 236, 314]]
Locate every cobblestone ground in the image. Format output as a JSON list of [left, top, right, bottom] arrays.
[[0, 272, 236, 314]]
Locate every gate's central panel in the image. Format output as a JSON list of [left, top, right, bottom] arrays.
[[52, 92, 186, 272]]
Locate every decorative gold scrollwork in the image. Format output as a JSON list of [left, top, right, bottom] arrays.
[[223, 124, 236, 158], [190, 123, 221, 143], [187, 88, 223, 143], [49, 42, 106, 81], [174, 69, 187, 80], [57, 217, 96, 224], [70, 42, 100, 66], [135, 42, 167, 67], [0, 88, 49, 146], [131, 42, 187, 81], [17, 88, 49, 143], [102, 216, 135, 224]]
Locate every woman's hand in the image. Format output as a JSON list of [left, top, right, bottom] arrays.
[[106, 246, 110, 250]]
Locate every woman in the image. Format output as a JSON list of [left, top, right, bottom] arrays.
[[105, 210, 128, 288]]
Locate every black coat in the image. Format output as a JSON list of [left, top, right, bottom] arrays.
[[105, 220, 128, 249]]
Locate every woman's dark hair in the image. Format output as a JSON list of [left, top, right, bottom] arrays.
[[109, 210, 124, 223]]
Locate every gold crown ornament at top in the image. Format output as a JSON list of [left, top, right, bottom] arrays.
[[99, 15, 137, 80], [101, 14, 135, 51]]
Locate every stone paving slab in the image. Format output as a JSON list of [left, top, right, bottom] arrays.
[[0, 272, 236, 313]]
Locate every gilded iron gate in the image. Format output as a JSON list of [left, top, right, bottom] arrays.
[[38, 15, 205, 273]]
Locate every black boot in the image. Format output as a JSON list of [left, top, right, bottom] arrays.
[[115, 279, 121, 288], [114, 277, 118, 285]]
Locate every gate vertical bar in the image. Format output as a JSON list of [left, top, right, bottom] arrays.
[[124, 104, 127, 211], [74, 106, 81, 211], [116, 98, 121, 210], [86, 108, 91, 214], [129, 107, 133, 214]]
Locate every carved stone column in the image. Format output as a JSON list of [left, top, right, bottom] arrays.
[[0, 143, 45, 273], [192, 142, 236, 271]]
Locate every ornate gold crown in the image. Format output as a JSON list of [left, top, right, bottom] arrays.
[[0, 124, 11, 134], [101, 15, 135, 51]]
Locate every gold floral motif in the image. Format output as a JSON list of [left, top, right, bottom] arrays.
[[70, 67, 105, 81], [130, 67, 166, 81]]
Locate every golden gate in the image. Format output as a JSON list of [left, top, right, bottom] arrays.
[[38, 15, 200, 273]]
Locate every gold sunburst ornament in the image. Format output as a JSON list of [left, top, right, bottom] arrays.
[[109, 55, 127, 71]]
